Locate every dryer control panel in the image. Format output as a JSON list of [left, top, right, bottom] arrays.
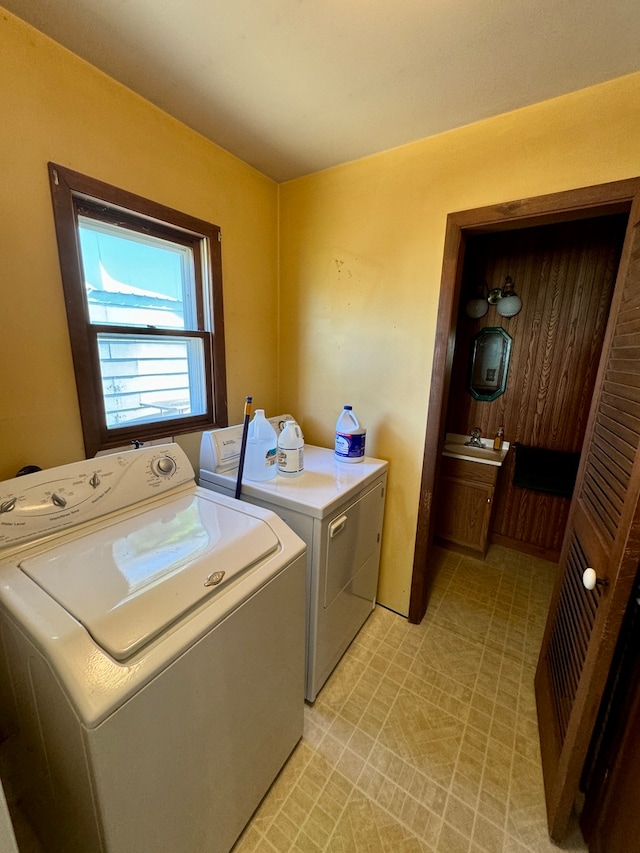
[[0, 444, 194, 549], [200, 414, 295, 473]]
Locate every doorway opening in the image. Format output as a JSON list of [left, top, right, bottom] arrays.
[[437, 214, 627, 561], [409, 178, 640, 625]]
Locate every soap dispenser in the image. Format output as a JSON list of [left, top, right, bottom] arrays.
[[493, 426, 504, 451]]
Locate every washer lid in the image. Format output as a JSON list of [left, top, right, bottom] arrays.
[[19, 494, 279, 661]]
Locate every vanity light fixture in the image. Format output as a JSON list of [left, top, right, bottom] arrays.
[[465, 276, 522, 319]]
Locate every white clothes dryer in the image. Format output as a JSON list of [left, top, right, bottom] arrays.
[[199, 417, 388, 702], [0, 444, 306, 853]]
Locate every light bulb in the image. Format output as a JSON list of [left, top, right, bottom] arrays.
[[496, 294, 522, 317], [465, 298, 489, 319]]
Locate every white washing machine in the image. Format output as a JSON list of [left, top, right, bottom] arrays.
[[199, 416, 388, 703], [0, 444, 306, 853]]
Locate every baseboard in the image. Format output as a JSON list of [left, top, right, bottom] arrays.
[[490, 533, 560, 563]]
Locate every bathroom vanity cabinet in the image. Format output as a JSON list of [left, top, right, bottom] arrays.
[[435, 455, 499, 556]]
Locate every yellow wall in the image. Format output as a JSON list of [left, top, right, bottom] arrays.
[[0, 9, 278, 479], [4, 6, 640, 618], [279, 72, 640, 615]]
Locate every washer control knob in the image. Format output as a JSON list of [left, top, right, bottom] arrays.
[[153, 456, 176, 477], [0, 497, 17, 514], [52, 493, 67, 508], [90, 473, 101, 489]]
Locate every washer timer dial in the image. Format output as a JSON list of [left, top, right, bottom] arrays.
[[151, 455, 177, 477]]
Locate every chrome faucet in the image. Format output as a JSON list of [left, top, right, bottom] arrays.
[[465, 427, 483, 447]]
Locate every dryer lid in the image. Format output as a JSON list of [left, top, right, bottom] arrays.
[[19, 494, 279, 660]]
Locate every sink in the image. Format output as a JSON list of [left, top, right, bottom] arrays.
[[442, 433, 510, 466]]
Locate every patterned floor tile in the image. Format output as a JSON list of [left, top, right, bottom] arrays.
[[230, 546, 589, 852]]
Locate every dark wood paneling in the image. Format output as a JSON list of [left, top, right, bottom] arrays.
[[446, 215, 627, 558]]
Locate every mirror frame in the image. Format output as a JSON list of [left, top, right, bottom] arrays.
[[467, 326, 512, 401]]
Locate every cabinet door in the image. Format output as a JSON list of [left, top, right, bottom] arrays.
[[436, 477, 493, 553]]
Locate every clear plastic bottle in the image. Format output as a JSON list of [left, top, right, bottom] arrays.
[[335, 405, 366, 463], [244, 409, 277, 481], [277, 420, 304, 477]]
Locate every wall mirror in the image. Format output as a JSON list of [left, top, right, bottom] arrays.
[[468, 327, 512, 401]]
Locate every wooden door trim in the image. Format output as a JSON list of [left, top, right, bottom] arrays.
[[409, 177, 640, 624]]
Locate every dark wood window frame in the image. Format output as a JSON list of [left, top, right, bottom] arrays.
[[48, 162, 228, 457]]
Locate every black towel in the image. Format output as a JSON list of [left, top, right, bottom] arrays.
[[513, 444, 580, 499]]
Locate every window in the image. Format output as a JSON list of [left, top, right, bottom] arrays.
[[48, 163, 227, 457]]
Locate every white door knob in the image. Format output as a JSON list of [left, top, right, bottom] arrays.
[[582, 568, 608, 590]]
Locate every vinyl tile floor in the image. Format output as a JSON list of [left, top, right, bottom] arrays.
[[232, 545, 589, 853]]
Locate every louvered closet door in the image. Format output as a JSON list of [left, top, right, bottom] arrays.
[[535, 209, 640, 842]]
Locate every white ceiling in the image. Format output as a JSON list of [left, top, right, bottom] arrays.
[[4, 0, 640, 182]]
